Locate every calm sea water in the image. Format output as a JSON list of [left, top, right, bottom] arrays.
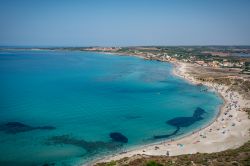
[[233, 53, 250, 57], [0, 50, 222, 166]]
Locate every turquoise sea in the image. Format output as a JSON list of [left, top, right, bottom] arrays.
[[233, 53, 250, 57], [0, 50, 222, 166]]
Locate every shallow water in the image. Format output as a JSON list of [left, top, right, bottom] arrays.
[[0, 50, 222, 165]]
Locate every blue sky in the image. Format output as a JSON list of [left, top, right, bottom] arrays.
[[0, 0, 250, 46]]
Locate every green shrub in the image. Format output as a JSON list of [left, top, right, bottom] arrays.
[[146, 160, 163, 166]]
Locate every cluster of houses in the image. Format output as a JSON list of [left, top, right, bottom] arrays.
[[84, 47, 120, 51], [143, 52, 245, 69], [193, 60, 244, 68], [144, 53, 178, 62]]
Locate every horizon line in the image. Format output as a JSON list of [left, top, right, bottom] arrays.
[[1, 45, 250, 48]]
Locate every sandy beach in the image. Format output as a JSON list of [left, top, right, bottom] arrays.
[[92, 62, 250, 165]]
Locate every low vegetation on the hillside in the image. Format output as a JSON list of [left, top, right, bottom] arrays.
[[96, 140, 250, 166]]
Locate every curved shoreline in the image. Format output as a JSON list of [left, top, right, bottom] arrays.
[[87, 61, 223, 165], [88, 58, 250, 166]]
